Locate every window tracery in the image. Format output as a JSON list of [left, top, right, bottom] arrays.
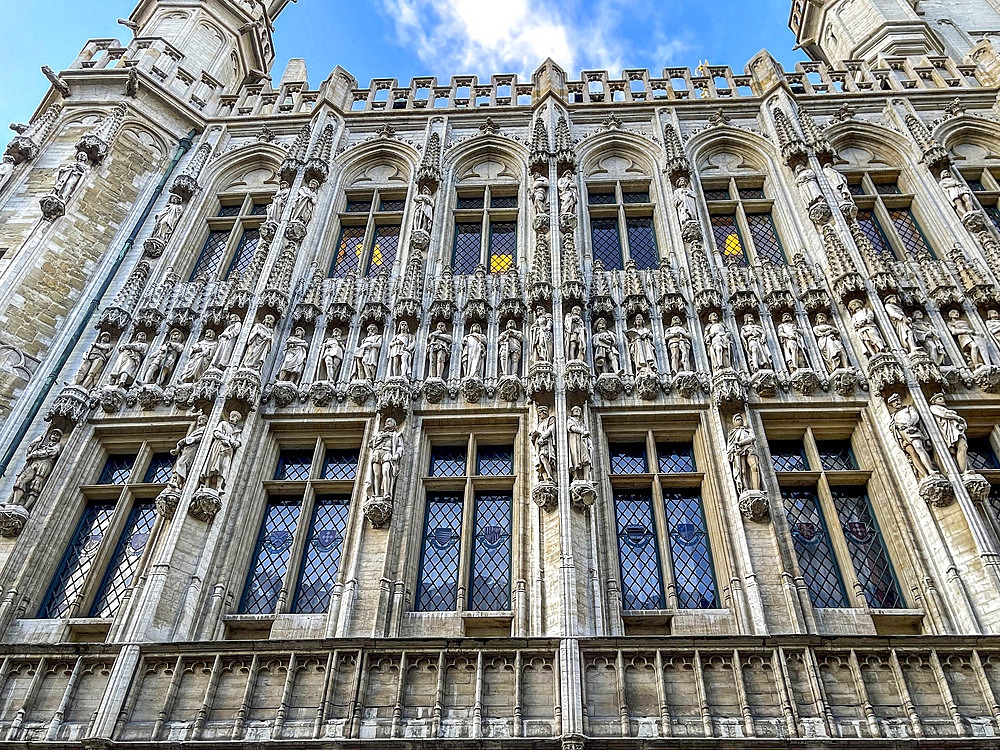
[[329, 189, 405, 277]]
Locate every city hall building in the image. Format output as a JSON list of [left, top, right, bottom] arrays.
[[5, 0, 1000, 745]]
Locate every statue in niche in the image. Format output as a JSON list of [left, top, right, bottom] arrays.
[[947, 308, 992, 368], [626, 314, 658, 374], [531, 173, 549, 215], [794, 162, 824, 207], [564, 305, 587, 362], [51, 152, 90, 201], [557, 171, 578, 216], [318, 328, 345, 381], [887, 393, 939, 480], [883, 296, 914, 351], [531, 307, 553, 364], [353, 324, 383, 381], [276, 327, 310, 384], [212, 314, 243, 370], [144, 328, 185, 387], [929, 392, 969, 473], [169, 413, 208, 487], [704, 311, 734, 371], [74, 331, 113, 389], [592, 318, 621, 375], [426, 322, 453, 379], [726, 413, 762, 495], [387, 320, 415, 379], [911, 310, 946, 366], [367, 417, 403, 501], [461, 322, 488, 379], [7, 428, 63, 511], [289, 178, 320, 225], [110, 331, 148, 387], [199, 410, 243, 492], [530, 405, 557, 484], [939, 169, 975, 218], [266, 181, 291, 223], [776, 312, 807, 371], [986, 309, 1000, 346], [812, 312, 848, 371], [848, 299, 886, 357], [567, 406, 593, 482], [150, 194, 184, 245], [665, 316, 693, 373], [673, 176, 698, 225], [241, 315, 276, 371], [823, 164, 853, 204], [412, 184, 435, 234], [180, 329, 218, 383], [740, 314, 770, 372], [498, 319, 524, 377]]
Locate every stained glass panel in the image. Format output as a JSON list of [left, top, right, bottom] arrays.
[[457, 195, 485, 209], [656, 442, 696, 473], [292, 495, 350, 613], [770, 441, 808, 472], [591, 217, 622, 270], [490, 195, 518, 208], [477, 445, 514, 476], [225, 229, 259, 279], [855, 210, 894, 257], [783, 489, 847, 608], [874, 181, 901, 195], [968, 438, 1000, 471], [99, 454, 135, 485], [614, 490, 665, 610], [848, 182, 865, 196], [143, 453, 175, 484], [190, 230, 229, 279], [368, 224, 400, 275], [453, 222, 482, 275], [888, 209, 932, 259], [710, 213, 747, 266], [663, 488, 717, 609], [622, 191, 650, 204], [250, 202, 269, 215], [831, 488, 903, 608], [746, 213, 785, 264], [588, 191, 615, 205], [469, 492, 512, 611], [330, 225, 365, 277], [379, 198, 406, 212], [217, 204, 241, 217], [416, 494, 464, 611], [39, 503, 116, 618], [703, 188, 730, 201], [90, 502, 157, 617], [738, 186, 765, 200], [488, 221, 516, 274], [346, 199, 372, 213], [275, 450, 312, 481], [322, 448, 358, 479], [817, 441, 858, 471], [626, 216, 658, 270], [609, 443, 648, 474], [239, 500, 302, 614], [430, 445, 467, 477]]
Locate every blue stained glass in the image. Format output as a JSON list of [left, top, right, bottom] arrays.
[[622, 191, 650, 204], [217, 204, 241, 217], [330, 225, 365, 277], [614, 489, 665, 610], [855, 210, 893, 257], [275, 450, 312, 481], [831, 488, 902, 609], [322, 448, 358, 479], [453, 222, 482, 274], [143, 453, 175, 484], [656, 443, 695, 473], [469, 492, 512, 611], [889, 208, 933, 259], [379, 198, 406, 212], [968, 438, 1000, 471], [626, 216, 658, 269], [783, 489, 847, 608], [225, 229, 260, 279], [89, 502, 157, 617], [190, 230, 229, 279], [456, 195, 484, 209], [711, 213, 746, 266], [477, 445, 514, 476], [609, 443, 647, 474], [39, 503, 116, 619], [416, 494, 464, 611], [663, 489, 717, 609], [817, 441, 858, 471], [99, 454, 135, 485], [293, 496, 350, 613], [488, 221, 516, 274], [591, 217, 622, 270], [746, 213, 785, 264], [239, 500, 302, 614], [770, 441, 808, 472], [368, 224, 399, 275], [430, 445, 467, 477], [490, 195, 518, 208]]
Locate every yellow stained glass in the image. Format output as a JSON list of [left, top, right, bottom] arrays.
[[370, 244, 383, 269], [724, 233, 742, 257], [490, 254, 513, 274]]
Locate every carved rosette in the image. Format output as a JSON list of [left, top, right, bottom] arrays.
[[309, 381, 338, 407], [98, 385, 126, 413], [918, 474, 954, 508], [136, 385, 165, 410], [570, 480, 597, 511], [866, 352, 906, 397], [673, 372, 703, 398], [271, 381, 302, 408], [496, 375, 521, 403], [595, 372, 624, 400], [532, 482, 558, 511], [460, 376, 485, 404], [363, 495, 393, 528], [189, 487, 223, 523], [422, 377, 448, 404], [712, 369, 747, 409], [635, 372, 661, 401], [348, 379, 374, 406], [739, 490, 769, 522]]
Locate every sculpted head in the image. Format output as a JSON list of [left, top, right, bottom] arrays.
[[930, 392, 946, 406], [886, 393, 904, 410]]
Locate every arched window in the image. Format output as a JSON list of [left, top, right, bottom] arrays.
[[702, 177, 785, 266], [189, 192, 270, 280], [586, 181, 659, 270], [451, 186, 518, 274]]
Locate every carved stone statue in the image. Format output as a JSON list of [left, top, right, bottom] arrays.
[[242, 315, 277, 371], [144, 328, 185, 387], [557, 172, 578, 216], [212, 314, 243, 370], [266, 181, 291, 223], [289, 179, 320, 225], [426, 322, 452, 379], [947, 308, 991, 368], [531, 173, 549, 215], [740, 315, 770, 372], [939, 169, 975, 218], [110, 331, 148, 387], [777, 312, 807, 371], [387, 321, 415, 379], [276, 327, 310, 384], [0, 157, 14, 190], [592, 318, 620, 375], [673, 176, 698, 225], [199, 410, 243, 492], [531, 307, 553, 364], [169, 413, 208, 486], [74, 331, 113, 389], [7, 429, 63, 510], [823, 164, 853, 203], [412, 184, 435, 234], [929, 392, 969, 473], [566, 406, 593, 482], [912, 310, 945, 366], [150, 194, 184, 244], [531, 405, 556, 483], [726, 413, 761, 495], [498, 319, 524, 377], [318, 328, 345, 381], [987, 309, 1000, 347], [812, 312, 848, 371], [704, 311, 734, 371], [626, 314, 658, 374], [461, 323, 488, 379], [794, 162, 824, 207], [887, 393, 939, 480], [665, 316, 692, 373], [884, 296, 914, 352], [180, 329, 218, 383], [849, 299, 886, 357], [52, 151, 90, 201], [367, 417, 403, 501], [564, 305, 587, 362], [353, 324, 383, 381]]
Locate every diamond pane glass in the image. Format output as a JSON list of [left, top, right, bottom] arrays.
[[190, 230, 229, 279], [770, 441, 808, 472], [626, 216, 658, 270], [711, 213, 747, 266], [217, 204, 241, 217], [609, 443, 648, 474], [224, 229, 259, 279], [275, 450, 312, 481], [889, 209, 932, 259], [588, 191, 615, 205], [416, 494, 464, 611], [614, 489, 665, 610], [875, 181, 901, 195], [239, 500, 302, 614], [379, 198, 406, 212], [488, 221, 516, 274], [430, 445, 467, 477], [989, 484, 1000, 526], [477, 445, 514, 476], [292, 495, 350, 613], [848, 182, 865, 196], [457, 195, 485, 209], [855, 210, 893, 257], [453, 222, 482, 274], [663, 488, 717, 609], [817, 441, 858, 471], [39, 503, 116, 618], [703, 188, 730, 201], [832, 488, 903, 608], [747, 213, 785, 264], [987, 207, 1000, 234], [591, 217, 622, 270], [622, 191, 650, 204], [368, 224, 399, 275], [656, 443, 696, 473], [143, 453, 175, 484], [346, 199, 372, 212], [89, 502, 156, 617], [783, 489, 847, 608], [330, 225, 365, 277], [968, 438, 1000, 471], [250, 202, 269, 215], [490, 195, 518, 208], [738, 186, 765, 200], [469, 492, 512, 611], [322, 448, 358, 479], [99, 454, 135, 485], [966, 179, 986, 192]]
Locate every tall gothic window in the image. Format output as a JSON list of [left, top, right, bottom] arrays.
[[703, 178, 785, 266], [771, 427, 903, 609], [190, 193, 271, 280], [833, 169, 935, 259], [329, 190, 405, 278], [451, 186, 518, 274], [608, 433, 718, 611], [239, 441, 359, 615], [586, 182, 659, 270], [38, 447, 175, 619], [415, 436, 516, 613], [962, 169, 1000, 233]]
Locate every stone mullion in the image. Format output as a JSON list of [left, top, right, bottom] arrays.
[[150, 655, 184, 740]]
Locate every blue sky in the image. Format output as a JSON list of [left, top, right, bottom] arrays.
[[2, 0, 802, 129]]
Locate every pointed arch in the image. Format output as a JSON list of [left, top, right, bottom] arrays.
[[935, 115, 1000, 165], [577, 130, 659, 180], [687, 126, 778, 176], [443, 134, 528, 184], [335, 138, 418, 188], [825, 120, 917, 170]]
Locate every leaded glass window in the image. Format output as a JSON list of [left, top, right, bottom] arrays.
[[217, 204, 241, 217], [99, 454, 135, 485], [380, 198, 406, 212], [451, 186, 519, 274], [39, 503, 116, 618], [738, 186, 765, 200], [587, 182, 659, 269], [457, 195, 484, 209], [855, 210, 893, 256], [225, 229, 260, 279], [623, 190, 650, 204], [626, 217, 658, 269], [275, 450, 312, 481], [888, 209, 932, 259], [817, 441, 857, 471], [657, 442, 695, 473], [239, 500, 302, 614], [416, 493, 464, 611], [588, 190, 615, 205], [609, 443, 647, 474], [705, 180, 784, 265], [469, 492, 512, 611], [770, 441, 808, 472], [663, 488, 717, 609], [143, 453, 175, 484], [430, 445, 467, 477], [746, 213, 785, 263], [783, 489, 847, 608], [477, 445, 514, 476], [89, 502, 157, 617], [331, 190, 407, 277], [703, 187, 729, 201], [488, 221, 516, 274], [190, 230, 228, 279], [843, 171, 939, 260], [988, 206, 1000, 234], [292, 495, 350, 613], [250, 202, 269, 216], [323, 448, 358, 479], [194, 192, 271, 280], [591, 217, 622, 269], [614, 489, 665, 610], [369, 224, 400, 274], [874, 181, 901, 195], [968, 438, 1000, 471], [711, 214, 746, 266], [453, 222, 482, 274], [490, 195, 518, 209], [831, 488, 902, 608]]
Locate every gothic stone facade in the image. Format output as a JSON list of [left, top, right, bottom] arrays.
[[6, 0, 1000, 746]]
